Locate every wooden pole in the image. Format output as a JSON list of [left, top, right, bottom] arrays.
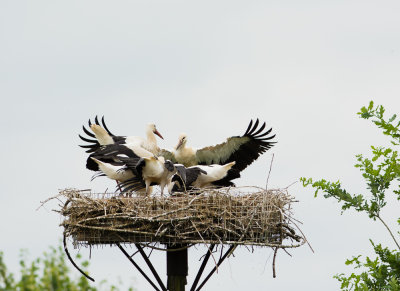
[[167, 244, 188, 291]]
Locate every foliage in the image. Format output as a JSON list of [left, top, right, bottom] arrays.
[[0, 244, 133, 291], [301, 101, 400, 290]]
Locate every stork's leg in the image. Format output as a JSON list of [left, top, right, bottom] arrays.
[[145, 181, 151, 196], [116, 181, 124, 196]]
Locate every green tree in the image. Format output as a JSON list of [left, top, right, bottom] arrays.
[[301, 101, 400, 290], [0, 245, 132, 291]]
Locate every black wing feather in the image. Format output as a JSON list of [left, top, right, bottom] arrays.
[[244, 119, 253, 135], [185, 167, 206, 187], [78, 134, 97, 143], [197, 119, 276, 172], [134, 158, 146, 179], [174, 165, 187, 184], [118, 177, 146, 193], [79, 116, 122, 153], [211, 168, 240, 187], [90, 172, 106, 181], [252, 121, 266, 136], [101, 116, 116, 137], [86, 144, 140, 171], [247, 118, 259, 135], [170, 166, 205, 192], [82, 125, 95, 138]]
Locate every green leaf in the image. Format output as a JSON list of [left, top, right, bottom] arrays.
[[302, 101, 400, 290], [368, 101, 374, 110]]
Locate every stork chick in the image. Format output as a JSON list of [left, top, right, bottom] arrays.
[[173, 133, 197, 166]]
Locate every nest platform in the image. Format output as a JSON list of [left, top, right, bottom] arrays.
[[58, 187, 304, 249]]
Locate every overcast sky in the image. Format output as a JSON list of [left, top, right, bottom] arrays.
[[1, 0, 400, 290]]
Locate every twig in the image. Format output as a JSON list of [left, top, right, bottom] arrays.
[[282, 248, 292, 257], [284, 215, 314, 253], [191, 221, 218, 271], [377, 215, 400, 250], [36, 193, 65, 211], [285, 181, 298, 189], [266, 154, 275, 191], [272, 247, 278, 278], [227, 209, 257, 257]]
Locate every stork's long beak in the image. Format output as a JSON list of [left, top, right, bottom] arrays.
[[154, 129, 164, 139], [175, 139, 183, 150]]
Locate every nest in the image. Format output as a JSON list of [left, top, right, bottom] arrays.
[[57, 187, 305, 249]]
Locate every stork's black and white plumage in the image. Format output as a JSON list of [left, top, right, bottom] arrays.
[[79, 116, 124, 153], [79, 116, 164, 154], [168, 161, 240, 193], [90, 157, 135, 182], [161, 119, 276, 172], [119, 156, 178, 196], [85, 143, 148, 172]]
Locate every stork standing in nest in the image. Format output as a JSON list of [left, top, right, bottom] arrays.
[[118, 156, 181, 196], [85, 142, 154, 194], [79, 117, 164, 192]]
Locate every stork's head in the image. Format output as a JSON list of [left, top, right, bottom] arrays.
[[147, 123, 164, 139], [175, 133, 187, 150]]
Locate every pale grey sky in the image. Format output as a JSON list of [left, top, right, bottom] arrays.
[[1, 0, 400, 290]]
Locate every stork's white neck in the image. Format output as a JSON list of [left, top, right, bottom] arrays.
[[142, 126, 160, 154], [146, 128, 157, 144]]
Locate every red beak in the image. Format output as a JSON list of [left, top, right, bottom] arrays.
[[154, 130, 164, 139]]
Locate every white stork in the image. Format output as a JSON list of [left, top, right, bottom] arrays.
[[85, 143, 152, 192], [168, 161, 239, 193], [160, 119, 276, 173], [118, 156, 179, 196], [90, 156, 152, 196], [79, 116, 164, 155]]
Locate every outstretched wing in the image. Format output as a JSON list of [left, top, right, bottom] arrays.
[[158, 149, 177, 163], [118, 177, 146, 193], [86, 144, 140, 171], [195, 119, 276, 172], [79, 116, 123, 153]]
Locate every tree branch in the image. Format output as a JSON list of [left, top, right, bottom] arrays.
[[377, 215, 400, 250]]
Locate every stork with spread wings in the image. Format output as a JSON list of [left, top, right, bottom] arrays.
[[79, 116, 163, 154], [160, 119, 276, 173]]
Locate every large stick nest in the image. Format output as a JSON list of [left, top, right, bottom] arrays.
[[57, 187, 305, 248]]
